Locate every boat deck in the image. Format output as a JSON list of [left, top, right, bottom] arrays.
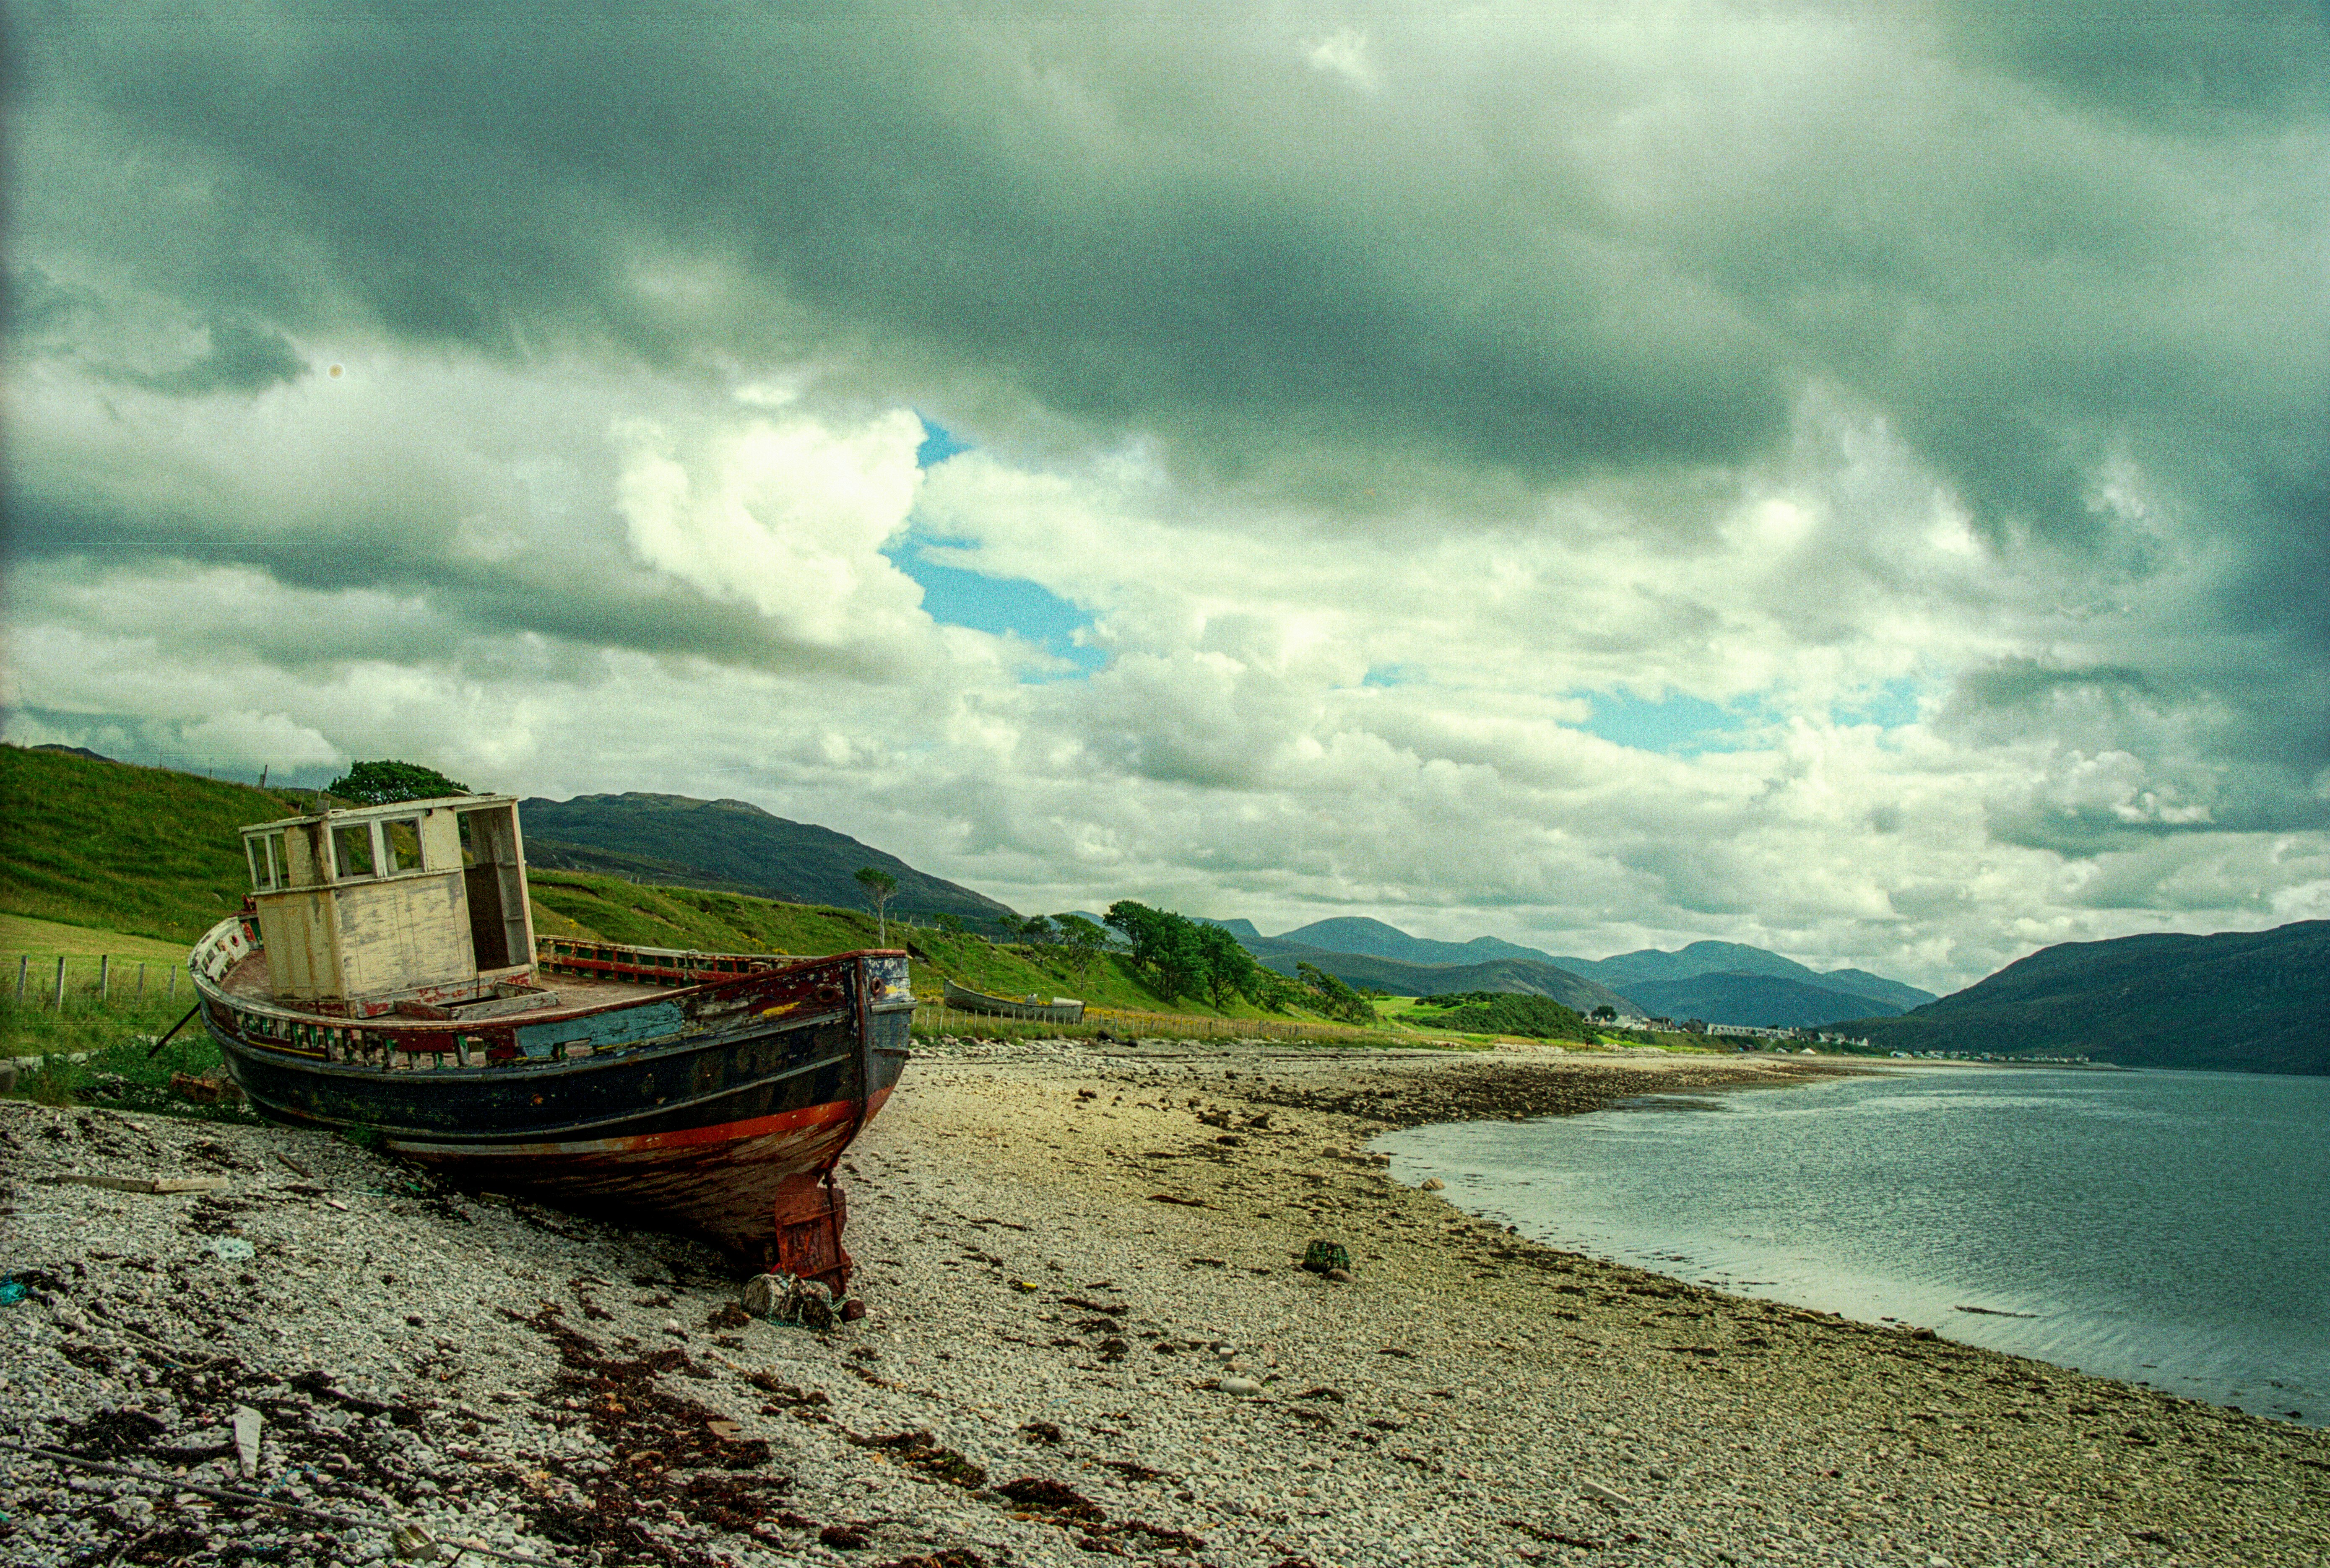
[[218, 950, 676, 1020]]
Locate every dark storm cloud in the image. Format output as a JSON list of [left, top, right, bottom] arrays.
[[7, 2, 2326, 819]]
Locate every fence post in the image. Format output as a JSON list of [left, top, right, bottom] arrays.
[[168, 966, 177, 999], [99, 955, 110, 1005], [14, 955, 24, 1004], [138, 963, 147, 1001], [54, 955, 68, 1010]]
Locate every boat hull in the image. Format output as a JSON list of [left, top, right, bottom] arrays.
[[196, 929, 913, 1260], [943, 977, 1086, 1024]]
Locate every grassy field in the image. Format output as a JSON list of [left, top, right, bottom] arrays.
[[0, 745, 307, 942]]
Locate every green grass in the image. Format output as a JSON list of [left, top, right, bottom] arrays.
[[0, 980, 255, 1122], [0, 745, 304, 942]]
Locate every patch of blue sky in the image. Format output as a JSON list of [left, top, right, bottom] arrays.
[[900, 419, 1099, 675], [1580, 689, 1774, 755], [1829, 677, 1924, 729], [915, 416, 972, 468], [1362, 665, 1421, 688], [886, 543, 1105, 677]]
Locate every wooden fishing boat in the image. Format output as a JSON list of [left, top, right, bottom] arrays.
[[190, 792, 908, 1289], [941, 977, 1084, 1024]]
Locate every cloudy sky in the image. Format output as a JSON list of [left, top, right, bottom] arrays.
[[6, 3, 2325, 990]]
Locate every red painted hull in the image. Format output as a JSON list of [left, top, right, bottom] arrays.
[[385, 1084, 896, 1257]]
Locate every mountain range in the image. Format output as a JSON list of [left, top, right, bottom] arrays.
[[518, 793, 1014, 925], [1848, 920, 2327, 1075], [1233, 916, 1932, 1023]]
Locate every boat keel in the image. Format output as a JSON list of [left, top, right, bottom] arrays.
[[767, 1170, 857, 1309]]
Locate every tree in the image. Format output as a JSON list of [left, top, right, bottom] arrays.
[[1193, 923, 1257, 1010], [933, 912, 965, 937], [1295, 962, 1379, 1026], [854, 867, 900, 946], [327, 759, 471, 805], [1107, 900, 1207, 1001], [1053, 914, 1108, 977]]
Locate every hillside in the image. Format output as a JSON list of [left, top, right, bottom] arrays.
[[1615, 972, 1908, 1028], [0, 745, 304, 941], [520, 794, 1017, 925], [1850, 921, 2329, 1075], [1242, 939, 1642, 1018]]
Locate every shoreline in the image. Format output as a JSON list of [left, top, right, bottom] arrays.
[[4, 1040, 2324, 1566]]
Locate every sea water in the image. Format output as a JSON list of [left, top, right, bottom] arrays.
[[1376, 1065, 2330, 1425]]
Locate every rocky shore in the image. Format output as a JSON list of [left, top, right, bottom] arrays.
[[4, 1038, 2325, 1568]]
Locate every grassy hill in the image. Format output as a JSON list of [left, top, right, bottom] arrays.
[[0, 744, 307, 941], [519, 793, 1019, 926]]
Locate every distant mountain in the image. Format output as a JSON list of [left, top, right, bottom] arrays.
[[1615, 972, 1908, 1028], [1813, 968, 1937, 1011], [1274, 916, 1566, 970], [519, 793, 1017, 925], [1850, 921, 2328, 1075], [1559, 940, 1828, 987], [1192, 916, 1264, 940], [1241, 938, 1643, 1018], [30, 743, 116, 763], [1273, 920, 1934, 1012]]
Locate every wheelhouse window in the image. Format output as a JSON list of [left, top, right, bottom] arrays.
[[333, 823, 377, 880], [383, 817, 425, 873], [246, 833, 281, 891]]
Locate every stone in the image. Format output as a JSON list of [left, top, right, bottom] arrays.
[[1421, 1177, 1445, 1191], [1218, 1376, 1262, 1396], [232, 1404, 263, 1478], [1580, 1477, 1632, 1508]]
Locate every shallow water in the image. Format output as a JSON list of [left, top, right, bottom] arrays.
[[1378, 1064, 2330, 1425]]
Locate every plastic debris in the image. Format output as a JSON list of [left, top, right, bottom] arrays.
[[0, 1278, 26, 1307], [1300, 1240, 1351, 1275], [211, 1237, 256, 1262]]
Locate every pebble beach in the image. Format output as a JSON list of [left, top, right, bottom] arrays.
[[4, 1038, 2325, 1568]]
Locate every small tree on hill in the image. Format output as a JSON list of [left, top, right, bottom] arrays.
[[327, 759, 471, 805], [1053, 914, 1107, 978], [854, 866, 900, 946]]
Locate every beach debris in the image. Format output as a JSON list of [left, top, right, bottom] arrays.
[[1217, 1375, 1262, 1396], [47, 1173, 232, 1194], [742, 1270, 847, 1329], [231, 1404, 263, 1477], [392, 1521, 445, 1561], [0, 1278, 26, 1307], [210, 1236, 256, 1262], [1147, 1192, 1207, 1206], [991, 1477, 1105, 1521], [1020, 1419, 1065, 1444], [1580, 1476, 1632, 1509], [168, 1068, 244, 1105], [1300, 1240, 1350, 1275]]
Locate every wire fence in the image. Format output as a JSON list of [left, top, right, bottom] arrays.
[[7, 953, 184, 1010]]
